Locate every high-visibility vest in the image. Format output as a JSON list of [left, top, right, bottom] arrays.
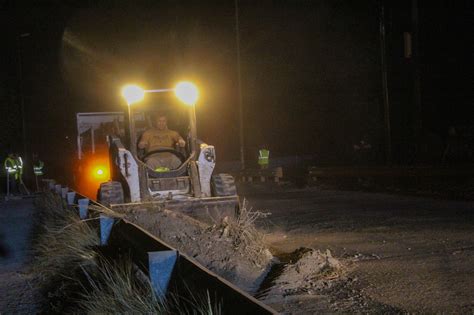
[[258, 149, 270, 165], [4, 157, 19, 179], [34, 160, 44, 176]]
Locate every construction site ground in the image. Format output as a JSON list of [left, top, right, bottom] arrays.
[[238, 182, 474, 313], [0, 197, 39, 314], [1, 180, 474, 314]]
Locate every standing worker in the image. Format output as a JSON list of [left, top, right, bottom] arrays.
[[14, 153, 29, 195], [32, 153, 44, 192], [258, 146, 270, 170], [4, 152, 19, 197]]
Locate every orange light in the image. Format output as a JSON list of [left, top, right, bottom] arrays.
[[92, 166, 108, 180]]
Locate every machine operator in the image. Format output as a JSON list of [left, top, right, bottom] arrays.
[[138, 114, 186, 171]]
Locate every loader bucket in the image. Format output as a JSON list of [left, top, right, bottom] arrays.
[[110, 196, 239, 225]]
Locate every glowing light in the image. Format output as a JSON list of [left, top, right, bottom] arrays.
[[175, 82, 199, 106], [121, 84, 145, 105], [92, 166, 108, 180]]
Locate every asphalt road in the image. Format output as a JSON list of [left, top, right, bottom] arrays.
[[239, 183, 474, 313], [0, 196, 39, 314]]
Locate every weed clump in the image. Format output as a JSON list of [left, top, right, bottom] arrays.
[[218, 198, 272, 267]]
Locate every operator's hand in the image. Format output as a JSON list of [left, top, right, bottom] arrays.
[[178, 139, 186, 147]]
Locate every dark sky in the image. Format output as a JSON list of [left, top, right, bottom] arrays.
[[1, 0, 473, 172]]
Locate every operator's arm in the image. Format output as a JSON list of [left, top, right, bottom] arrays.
[[172, 131, 186, 147], [138, 130, 150, 150]]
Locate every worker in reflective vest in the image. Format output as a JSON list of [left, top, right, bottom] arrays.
[[33, 161, 44, 176], [33, 154, 44, 191], [258, 147, 270, 169], [4, 153, 19, 196], [14, 153, 30, 195], [15, 154, 23, 177]]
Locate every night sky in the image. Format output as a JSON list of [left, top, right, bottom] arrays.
[[0, 0, 473, 178]]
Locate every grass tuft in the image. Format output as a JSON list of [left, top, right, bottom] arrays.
[[219, 198, 272, 267]]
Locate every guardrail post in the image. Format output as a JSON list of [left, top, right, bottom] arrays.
[[100, 214, 114, 245], [61, 187, 68, 199], [148, 250, 178, 300], [66, 191, 76, 205], [78, 198, 89, 219]]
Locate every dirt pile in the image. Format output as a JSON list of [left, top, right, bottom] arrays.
[[262, 249, 344, 301], [125, 205, 275, 294]]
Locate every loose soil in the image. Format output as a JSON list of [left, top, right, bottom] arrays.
[[241, 182, 474, 314], [124, 207, 274, 294]]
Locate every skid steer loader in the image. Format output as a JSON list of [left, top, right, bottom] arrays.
[[93, 84, 238, 223]]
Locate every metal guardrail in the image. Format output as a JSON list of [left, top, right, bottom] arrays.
[[308, 165, 474, 178], [42, 179, 275, 315], [239, 167, 284, 183]]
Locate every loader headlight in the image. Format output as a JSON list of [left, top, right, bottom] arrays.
[[122, 84, 145, 105], [175, 82, 199, 106]]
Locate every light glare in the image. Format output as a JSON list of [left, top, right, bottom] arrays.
[[121, 84, 145, 105], [175, 82, 199, 106]]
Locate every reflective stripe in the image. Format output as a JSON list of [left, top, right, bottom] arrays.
[[33, 160, 44, 175], [4, 158, 18, 174]]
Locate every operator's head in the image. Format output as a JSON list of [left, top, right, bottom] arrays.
[[154, 114, 168, 131]]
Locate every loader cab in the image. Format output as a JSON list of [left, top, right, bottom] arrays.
[[128, 98, 193, 175], [98, 91, 209, 202]]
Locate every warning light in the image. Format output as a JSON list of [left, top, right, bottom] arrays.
[[92, 166, 108, 180]]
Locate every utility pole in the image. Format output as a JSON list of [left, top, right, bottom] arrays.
[[412, 0, 422, 153], [379, 1, 392, 165], [17, 33, 30, 169], [234, 0, 246, 170]]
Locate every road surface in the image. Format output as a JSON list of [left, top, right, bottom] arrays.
[[240, 183, 474, 313], [0, 196, 39, 314]]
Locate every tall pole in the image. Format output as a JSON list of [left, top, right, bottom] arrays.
[[412, 0, 422, 150], [234, 0, 246, 170], [17, 33, 30, 166], [125, 103, 137, 157], [379, 1, 392, 165], [188, 105, 198, 157]]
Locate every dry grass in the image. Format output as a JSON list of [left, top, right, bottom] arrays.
[[80, 258, 221, 315], [79, 258, 168, 314], [32, 192, 100, 283], [29, 192, 101, 312], [32, 192, 220, 314], [219, 198, 271, 267]]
